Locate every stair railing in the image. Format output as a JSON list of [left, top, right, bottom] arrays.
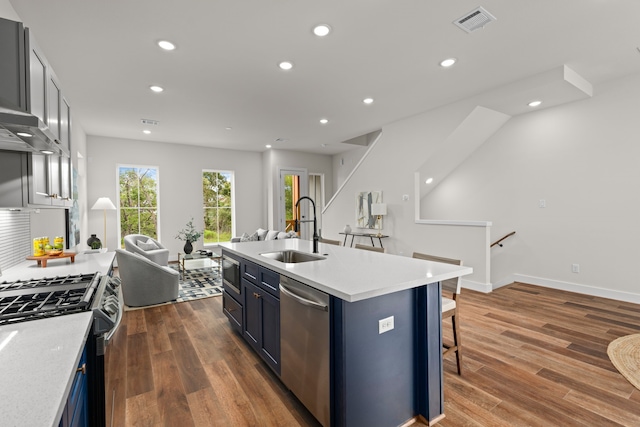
[[491, 231, 515, 248]]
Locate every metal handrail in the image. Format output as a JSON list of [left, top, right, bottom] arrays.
[[491, 231, 515, 248]]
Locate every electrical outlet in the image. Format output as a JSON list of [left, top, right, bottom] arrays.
[[572, 264, 580, 273], [378, 316, 394, 334], [539, 199, 546, 208], [402, 194, 409, 201]]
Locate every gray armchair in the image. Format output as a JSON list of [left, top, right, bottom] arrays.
[[123, 234, 169, 266], [115, 249, 179, 307]]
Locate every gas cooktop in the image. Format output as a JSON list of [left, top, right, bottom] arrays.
[[0, 273, 100, 325]]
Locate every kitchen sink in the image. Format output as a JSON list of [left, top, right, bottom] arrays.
[[260, 250, 326, 263]]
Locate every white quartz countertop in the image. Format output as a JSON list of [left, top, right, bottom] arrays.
[[0, 251, 115, 426], [220, 239, 472, 302], [0, 312, 93, 427], [0, 251, 115, 283]]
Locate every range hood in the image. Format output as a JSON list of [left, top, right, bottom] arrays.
[[0, 108, 68, 157]]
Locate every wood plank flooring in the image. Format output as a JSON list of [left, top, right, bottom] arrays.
[[105, 283, 640, 426]]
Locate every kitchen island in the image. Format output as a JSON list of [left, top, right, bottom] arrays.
[[0, 251, 115, 427], [220, 239, 472, 427]]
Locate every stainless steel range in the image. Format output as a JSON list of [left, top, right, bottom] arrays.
[[0, 272, 123, 426]]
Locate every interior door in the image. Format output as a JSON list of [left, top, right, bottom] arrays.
[[279, 168, 308, 239]]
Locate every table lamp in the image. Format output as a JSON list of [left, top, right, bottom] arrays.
[[91, 197, 116, 250], [371, 203, 387, 237]]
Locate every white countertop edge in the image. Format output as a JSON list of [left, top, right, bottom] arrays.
[[221, 240, 473, 302]]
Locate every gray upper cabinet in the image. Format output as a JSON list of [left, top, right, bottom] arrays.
[[0, 18, 73, 208], [27, 31, 47, 125], [28, 153, 72, 207], [0, 17, 26, 111], [0, 152, 28, 208]]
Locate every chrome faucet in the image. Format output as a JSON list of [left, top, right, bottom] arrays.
[[294, 196, 319, 253]]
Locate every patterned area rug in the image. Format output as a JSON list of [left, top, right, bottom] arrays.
[[124, 265, 222, 311], [175, 266, 223, 302]]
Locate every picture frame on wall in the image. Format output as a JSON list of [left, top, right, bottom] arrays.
[[355, 191, 382, 229]]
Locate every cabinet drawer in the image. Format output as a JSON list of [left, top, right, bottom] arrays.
[[223, 291, 242, 332], [241, 260, 259, 284], [258, 268, 280, 297]]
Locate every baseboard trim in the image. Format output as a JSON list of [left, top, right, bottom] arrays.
[[461, 278, 492, 293], [494, 273, 640, 304]]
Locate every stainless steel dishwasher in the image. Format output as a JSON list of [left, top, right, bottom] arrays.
[[280, 276, 331, 427]]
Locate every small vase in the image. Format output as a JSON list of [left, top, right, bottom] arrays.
[[87, 234, 102, 249], [183, 240, 193, 254], [343, 224, 352, 234]]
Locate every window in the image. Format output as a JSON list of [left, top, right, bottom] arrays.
[[118, 166, 159, 247], [203, 170, 233, 244]]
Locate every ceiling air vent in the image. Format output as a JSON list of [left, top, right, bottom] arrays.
[[140, 118, 159, 126], [454, 7, 496, 33]]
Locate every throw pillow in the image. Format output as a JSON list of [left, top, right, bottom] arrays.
[[248, 231, 259, 241], [265, 230, 279, 240], [239, 232, 250, 242], [277, 231, 288, 240], [286, 231, 299, 239], [256, 228, 268, 241], [137, 238, 159, 251]]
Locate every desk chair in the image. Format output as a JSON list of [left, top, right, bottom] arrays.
[[355, 243, 385, 253], [412, 252, 463, 375]]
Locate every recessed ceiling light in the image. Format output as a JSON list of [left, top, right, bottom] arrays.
[[363, 98, 374, 105], [40, 150, 54, 155], [157, 40, 176, 51], [440, 58, 457, 68], [425, 177, 434, 184], [265, 144, 272, 148], [278, 61, 294, 71], [320, 118, 329, 124], [225, 127, 233, 131], [16, 132, 32, 137], [143, 130, 151, 134], [149, 85, 164, 93], [528, 100, 542, 107], [313, 24, 332, 37]]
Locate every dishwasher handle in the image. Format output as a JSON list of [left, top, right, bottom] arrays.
[[279, 284, 329, 311]]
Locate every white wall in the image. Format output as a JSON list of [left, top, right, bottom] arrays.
[[86, 136, 263, 258], [322, 71, 640, 302], [0, 0, 19, 21], [425, 72, 640, 300]]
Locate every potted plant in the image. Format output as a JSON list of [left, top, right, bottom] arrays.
[[175, 218, 203, 254]]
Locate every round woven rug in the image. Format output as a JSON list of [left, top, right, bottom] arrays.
[[607, 334, 640, 390]]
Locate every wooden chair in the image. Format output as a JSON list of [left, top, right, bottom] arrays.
[[319, 238, 341, 246], [355, 243, 384, 253], [412, 252, 463, 375]]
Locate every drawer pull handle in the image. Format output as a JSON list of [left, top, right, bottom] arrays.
[[76, 363, 86, 375], [253, 292, 261, 299]]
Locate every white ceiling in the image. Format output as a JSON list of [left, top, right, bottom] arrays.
[[8, 0, 640, 155]]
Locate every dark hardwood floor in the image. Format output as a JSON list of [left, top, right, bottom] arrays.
[[105, 283, 640, 426]]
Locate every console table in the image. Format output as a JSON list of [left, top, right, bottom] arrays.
[[339, 231, 388, 249]]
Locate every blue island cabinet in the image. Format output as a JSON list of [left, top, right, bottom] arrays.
[[330, 282, 443, 427], [59, 344, 88, 427], [241, 258, 281, 376]]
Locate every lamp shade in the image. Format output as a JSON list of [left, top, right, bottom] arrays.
[[91, 197, 116, 210], [371, 203, 387, 216]]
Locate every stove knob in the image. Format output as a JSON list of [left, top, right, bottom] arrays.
[[104, 301, 118, 315]]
